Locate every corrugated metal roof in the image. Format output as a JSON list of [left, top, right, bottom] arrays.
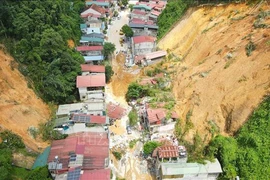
[[83, 55, 104, 62], [86, 1, 110, 7], [133, 4, 152, 11], [77, 46, 103, 52], [144, 50, 167, 60], [129, 23, 159, 29], [48, 132, 109, 171], [80, 169, 110, 180], [81, 64, 105, 73], [76, 74, 105, 88], [132, 9, 146, 15], [81, 36, 104, 43], [107, 102, 125, 119], [133, 35, 156, 44], [157, 146, 179, 158], [90, 115, 106, 124]]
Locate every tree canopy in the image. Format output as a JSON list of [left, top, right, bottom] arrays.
[[105, 65, 114, 83], [126, 82, 148, 101], [0, 0, 85, 104], [103, 42, 116, 59], [121, 24, 133, 37], [206, 96, 270, 179]]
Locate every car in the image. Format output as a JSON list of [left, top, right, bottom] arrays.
[[117, 15, 121, 20], [126, 125, 132, 134], [119, 31, 124, 35]]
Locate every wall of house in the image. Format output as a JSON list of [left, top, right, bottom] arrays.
[[132, 28, 158, 37], [79, 87, 87, 100], [87, 27, 101, 34], [134, 41, 156, 55], [82, 51, 102, 56], [89, 22, 102, 28]]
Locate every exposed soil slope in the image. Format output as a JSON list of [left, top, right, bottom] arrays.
[[158, 3, 270, 139], [109, 53, 140, 106], [0, 49, 50, 151]]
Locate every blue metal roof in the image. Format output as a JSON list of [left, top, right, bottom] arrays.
[[32, 146, 51, 169], [84, 55, 104, 62], [129, 23, 159, 29], [86, 1, 110, 7], [80, 24, 87, 29], [81, 36, 104, 43], [133, 5, 152, 11]]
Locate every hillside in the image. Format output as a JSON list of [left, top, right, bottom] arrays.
[[0, 49, 50, 151], [158, 3, 270, 139]]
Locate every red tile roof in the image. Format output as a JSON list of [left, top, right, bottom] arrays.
[[152, 145, 180, 158], [151, 10, 161, 16], [80, 169, 110, 180], [107, 102, 125, 119], [131, 18, 145, 24], [76, 74, 105, 88], [48, 132, 109, 170], [90, 4, 106, 14], [81, 13, 101, 18], [77, 46, 103, 52], [147, 108, 166, 123], [81, 64, 105, 73], [133, 36, 156, 44], [133, 9, 146, 15]]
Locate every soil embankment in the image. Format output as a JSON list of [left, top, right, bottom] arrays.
[[0, 49, 50, 151], [158, 3, 270, 139]]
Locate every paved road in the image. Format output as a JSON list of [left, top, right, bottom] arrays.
[[107, 9, 130, 53]]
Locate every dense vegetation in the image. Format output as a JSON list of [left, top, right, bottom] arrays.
[[157, 0, 256, 39], [206, 96, 270, 179], [128, 108, 138, 127], [0, 130, 51, 179], [0, 0, 85, 104], [143, 141, 162, 156]]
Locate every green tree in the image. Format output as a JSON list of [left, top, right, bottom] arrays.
[[103, 42, 116, 59], [121, 0, 129, 6], [105, 65, 114, 83], [121, 24, 133, 37], [0, 149, 12, 180], [143, 141, 161, 155], [126, 82, 148, 101]]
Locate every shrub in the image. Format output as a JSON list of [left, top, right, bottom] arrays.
[[245, 41, 256, 56], [128, 108, 138, 127], [126, 82, 148, 101], [105, 65, 114, 83], [129, 139, 138, 149], [0, 130, 25, 150], [143, 141, 162, 155], [112, 151, 122, 160]]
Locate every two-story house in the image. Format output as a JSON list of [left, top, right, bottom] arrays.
[[153, 145, 222, 180]]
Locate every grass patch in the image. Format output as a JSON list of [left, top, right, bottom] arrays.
[[245, 41, 256, 57], [129, 139, 139, 149], [224, 58, 236, 69]]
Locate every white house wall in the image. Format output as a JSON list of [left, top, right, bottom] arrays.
[[134, 42, 156, 55]]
